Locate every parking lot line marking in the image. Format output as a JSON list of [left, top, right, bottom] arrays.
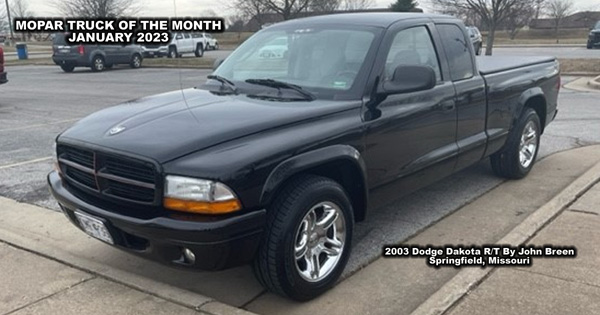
[[0, 157, 53, 170], [0, 118, 81, 132]]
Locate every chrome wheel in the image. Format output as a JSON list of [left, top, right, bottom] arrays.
[[131, 55, 141, 68], [294, 201, 346, 282], [519, 121, 538, 168], [93, 57, 104, 71]]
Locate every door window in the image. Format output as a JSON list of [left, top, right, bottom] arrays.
[[384, 26, 441, 81], [437, 24, 474, 81]]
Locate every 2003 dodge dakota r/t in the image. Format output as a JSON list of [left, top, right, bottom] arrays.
[[48, 13, 559, 300]]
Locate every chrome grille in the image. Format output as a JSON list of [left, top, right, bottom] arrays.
[[57, 144, 158, 205]]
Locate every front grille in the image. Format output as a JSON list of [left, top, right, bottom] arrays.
[[58, 144, 159, 205]]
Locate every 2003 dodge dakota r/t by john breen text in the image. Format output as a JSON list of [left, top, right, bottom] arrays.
[[48, 13, 560, 300]]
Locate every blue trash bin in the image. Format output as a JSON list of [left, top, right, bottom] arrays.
[[16, 43, 28, 60]]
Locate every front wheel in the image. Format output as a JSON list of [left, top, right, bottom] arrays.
[[253, 175, 354, 301], [168, 47, 178, 59], [491, 108, 541, 179]]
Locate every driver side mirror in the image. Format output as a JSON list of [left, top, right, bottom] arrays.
[[213, 58, 225, 71], [383, 65, 436, 95]]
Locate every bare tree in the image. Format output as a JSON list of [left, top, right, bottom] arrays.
[[261, 0, 313, 20], [433, 0, 521, 56], [52, 0, 141, 18], [310, 0, 340, 13], [504, 2, 536, 40], [11, 0, 31, 41], [547, 0, 573, 44], [231, 0, 270, 27], [534, 0, 545, 20], [340, 0, 374, 10]]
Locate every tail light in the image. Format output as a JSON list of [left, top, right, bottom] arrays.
[[78, 45, 85, 55], [0, 47, 4, 65]]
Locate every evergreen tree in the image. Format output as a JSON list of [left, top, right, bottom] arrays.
[[390, 0, 418, 12]]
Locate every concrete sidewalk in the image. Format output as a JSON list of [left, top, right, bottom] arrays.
[[1, 145, 600, 315], [447, 182, 600, 315]]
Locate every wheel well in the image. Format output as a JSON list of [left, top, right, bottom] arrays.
[[524, 96, 547, 133], [298, 159, 367, 222]]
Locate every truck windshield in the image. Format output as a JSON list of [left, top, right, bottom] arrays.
[[213, 26, 378, 98]]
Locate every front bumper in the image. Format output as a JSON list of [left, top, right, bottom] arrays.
[[0, 71, 7, 84], [48, 171, 266, 270]]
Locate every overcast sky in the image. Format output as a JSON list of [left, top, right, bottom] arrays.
[[25, 0, 600, 18]]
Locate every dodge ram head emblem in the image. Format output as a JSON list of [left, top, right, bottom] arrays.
[[109, 125, 126, 135]]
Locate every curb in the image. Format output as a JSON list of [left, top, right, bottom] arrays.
[[0, 197, 259, 315], [587, 75, 600, 89], [410, 160, 600, 315]]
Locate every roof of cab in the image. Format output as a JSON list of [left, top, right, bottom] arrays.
[[270, 12, 457, 28]]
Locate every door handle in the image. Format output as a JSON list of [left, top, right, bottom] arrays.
[[438, 101, 455, 111]]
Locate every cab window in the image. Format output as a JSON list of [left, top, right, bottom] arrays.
[[384, 26, 442, 81], [437, 24, 474, 81]]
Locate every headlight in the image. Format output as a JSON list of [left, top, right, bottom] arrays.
[[52, 142, 60, 173], [163, 175, 241, 215]]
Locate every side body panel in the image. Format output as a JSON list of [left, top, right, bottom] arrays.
[[481, 61, 560, 157]]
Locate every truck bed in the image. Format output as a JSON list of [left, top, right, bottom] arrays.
[[477, 56, 557, 75]]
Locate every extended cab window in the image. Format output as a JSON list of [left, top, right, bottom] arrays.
[[437, 24, 474, 81], [385, 26, 441, 81]]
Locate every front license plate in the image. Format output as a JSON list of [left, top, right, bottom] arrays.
[[75, 211, 114, 244]]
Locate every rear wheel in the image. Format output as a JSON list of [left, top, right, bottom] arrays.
[[253, 175, 353, 301], [91, 56, 105, 72], [60, 64, 75, 73], [195, 44, 204, 57], [587, 41, 593, 49], [130, 54, 142, 68], [214, 43, 219, 50], [491, 108, 541, 179]]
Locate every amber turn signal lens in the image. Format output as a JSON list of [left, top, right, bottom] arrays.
[[163, 197, 241, 215]]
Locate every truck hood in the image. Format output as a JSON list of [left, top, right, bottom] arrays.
[[59, 88, 354, 163]]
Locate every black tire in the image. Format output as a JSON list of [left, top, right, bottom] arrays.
[[253, 175, 354, 301], [195, 44, 204, 57], [60, 64, 75, 73], [587, 42, 593, 49], [91, 55, 105, 72], [490, 108, 541, 179], [168, 47, 177, 59], [476, 43, 482, 55], [130, 54, 142, 68], [214, 43, 219, 50]]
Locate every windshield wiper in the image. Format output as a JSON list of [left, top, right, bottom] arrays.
[[245, 79, 315, 101], [207, 74, 237, 93]]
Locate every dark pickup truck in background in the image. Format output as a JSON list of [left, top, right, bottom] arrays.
[[48, 13, 560, 301], [588, 20, 600, 49], [0, 46, 6, 84]]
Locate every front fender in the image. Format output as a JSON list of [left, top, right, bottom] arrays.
[[260, 145, 368, 219]]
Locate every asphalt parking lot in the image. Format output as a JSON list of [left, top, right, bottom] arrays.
[[1, 65, 600, 306]]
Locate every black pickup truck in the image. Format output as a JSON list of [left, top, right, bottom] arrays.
[[48, 13, 560, 300]]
